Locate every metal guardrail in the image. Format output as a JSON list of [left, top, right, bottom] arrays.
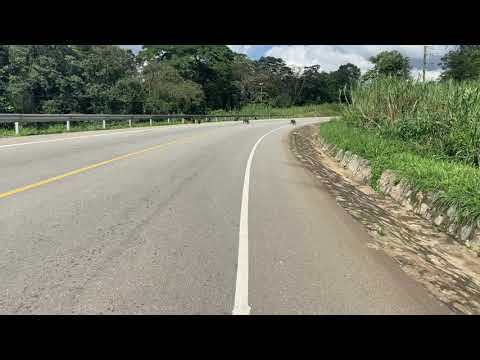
[[0, 113, 280, 135]]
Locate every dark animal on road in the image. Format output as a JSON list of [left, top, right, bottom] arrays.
[[243, 119, 250, 124], [290, 119, 296, 126]]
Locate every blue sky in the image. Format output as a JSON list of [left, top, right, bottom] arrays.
[[121, 45, 451, 80]]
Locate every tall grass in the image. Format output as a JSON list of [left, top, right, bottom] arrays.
[[343, 77, 480, 166], [210, 103, 342, 118]]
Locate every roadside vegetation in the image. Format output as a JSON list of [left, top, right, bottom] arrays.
[[319, 45, 480, 224], [320, 120, 480, 223], [0, 45, 353, 136]]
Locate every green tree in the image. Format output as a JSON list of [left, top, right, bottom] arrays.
[[0, 45, 11, 112], [142, 62, 204, 114], [440, 45, 480, 81], [255, 56, 295, 106], [139, 45, 237, 111], [79, 45, 138, 113], [363, 50, 410, 80], [331, 63, 361, 102], [5, 45, 84, 113], [297, 65, 335, 104]]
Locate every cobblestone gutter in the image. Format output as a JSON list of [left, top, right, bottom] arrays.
[[290, 124, 480, 314]]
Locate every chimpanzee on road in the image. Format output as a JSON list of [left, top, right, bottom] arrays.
[[290, 119, 296, 126]]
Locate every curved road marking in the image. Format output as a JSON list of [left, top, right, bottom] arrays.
[[233, 125, 289, 315]]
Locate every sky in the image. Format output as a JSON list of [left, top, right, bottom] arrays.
[[121, 45, 452, 80]]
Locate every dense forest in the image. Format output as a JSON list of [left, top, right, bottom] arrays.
[[1, 45, 475, 115], [0, 45, 361, 114]]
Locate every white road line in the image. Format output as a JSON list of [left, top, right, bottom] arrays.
[[0, 128, 159, 149], [232, 125, 289, 315], [0, 121, 242, 150]]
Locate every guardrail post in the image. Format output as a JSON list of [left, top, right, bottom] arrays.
[[103, 119, 106, 129], [182, 118, 184, 124], [150, 118, 153, 126], [15, 122, 20, 135], [167, 118, 170, 124], [66, 120, 70, 131], [129, 119, 132, 127]]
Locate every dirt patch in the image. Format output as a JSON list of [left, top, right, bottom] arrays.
[[290, 124, 480, 315]]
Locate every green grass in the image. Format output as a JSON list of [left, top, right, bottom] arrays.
[[320, 119, 480, 225], [343, 77, 480, 166], [210, 103, 342, 118]]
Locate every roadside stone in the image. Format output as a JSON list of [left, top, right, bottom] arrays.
[[389, 180, 407, 203], [379, 170, 396, 194], [434, 214, 445, 226], [472, 221, 480, 246], [459, 224, 474, 242], [418, 203, 432, 220], [355, 161, 372, 184], [447, 206, 458, 221], [335, 149, 344, 161], [447, 222, 458, 236], [347, 154, 361, 175], [341, 151, 352, 167], [327, 144, 337, 155]]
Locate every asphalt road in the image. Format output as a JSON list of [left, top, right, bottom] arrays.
[[0, 119, 451, 314]]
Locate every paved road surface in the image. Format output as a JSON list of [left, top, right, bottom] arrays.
[[0, 118, 451, 314]]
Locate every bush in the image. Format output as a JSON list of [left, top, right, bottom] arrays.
[[343, 77, 480, 166]]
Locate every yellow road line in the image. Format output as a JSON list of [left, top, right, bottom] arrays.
[[0, 132, 208, 200]]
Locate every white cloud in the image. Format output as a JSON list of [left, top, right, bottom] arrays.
[[120, 45, 142, 54], [265, 45, 452, 75], [410, 69, 443, 81], [228, 45, 254, 54]]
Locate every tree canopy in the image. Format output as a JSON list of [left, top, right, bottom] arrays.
[[363, 50, 410, 80], [440, 45, 480, 81], [0, 45, 365, 114]]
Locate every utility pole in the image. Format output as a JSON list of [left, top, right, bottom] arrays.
[[423, 45, 427, 82]]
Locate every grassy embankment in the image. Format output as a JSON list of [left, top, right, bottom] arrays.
[[319, 77, 480, 224]]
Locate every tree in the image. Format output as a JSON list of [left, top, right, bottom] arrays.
[[331, 63, 361, 102], [110, 77, 145, 114], [138, 45, 237, 111], [142, 62, 204, 114], [0, 45, 11, 112], [79, 45, 138, 113], [254, 56, 295, 106], [363, 50, 410, 80], [440, 45, 480, 81], [5, 45, 85, 113], [297, 65, 335, 104], [231, 53, 259, 107]]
